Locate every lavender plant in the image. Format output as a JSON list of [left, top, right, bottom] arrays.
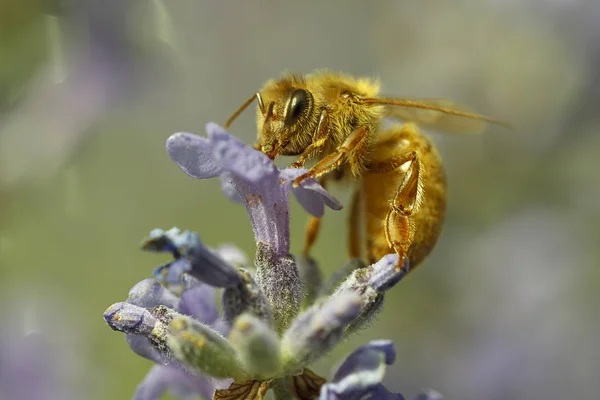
[[103, 123, 440, 400]]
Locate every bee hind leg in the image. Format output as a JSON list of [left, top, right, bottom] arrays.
[[369, 151, 423, 271], [348, 189, 362, 259]]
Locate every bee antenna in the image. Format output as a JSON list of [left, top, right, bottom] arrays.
[[224, 92, 264, 128]]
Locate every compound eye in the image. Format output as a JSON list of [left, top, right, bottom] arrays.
[[285, 89, 309, 126]]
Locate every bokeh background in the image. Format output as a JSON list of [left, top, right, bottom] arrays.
[[0, 1, 598, 399]]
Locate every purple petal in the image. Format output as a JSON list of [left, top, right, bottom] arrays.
[[104, 303, 157, 336], [220, 174, 243, 203], [186, 235, 242, 288], [331, 340, 396, 382], [207, 123, 278, 184], [223, 171, 291, 257], [216, 243, 249, 269], [290, 184, 324, 216], [280, 168, 343, 217], [144, 228, 242, 288], [320, 385, 405, 400], [181, 273, 203, 291], [125, 335, 179, 367], [178, 285, 219, 325], [368, 254, 408, 292], [239, 176, 290, 256], [163, 259, 192, 285], [125, 335, 163, 363], [320, 340, 404, 400], [132, 365, 216, 400], [126, 279, 180, 310], [166, 132, 223, 179]]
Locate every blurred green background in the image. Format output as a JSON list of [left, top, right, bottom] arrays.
[[0, 1, 598, 399]]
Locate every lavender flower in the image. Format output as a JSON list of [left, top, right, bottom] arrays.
[[103, 123, 436, 400], [166, 123, 342, 257]]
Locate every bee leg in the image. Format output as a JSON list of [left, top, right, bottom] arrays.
[[348, 189, 362, 259], [303, 216, 321, 256], [289, 110, 330, 168], [302, 175, 328, 256], [366, 150, 417, 174], [374, 151, 422, 271], [292, 125, 371, 186]]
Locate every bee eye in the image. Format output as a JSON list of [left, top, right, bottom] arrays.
[[285, 89, 310, 126]]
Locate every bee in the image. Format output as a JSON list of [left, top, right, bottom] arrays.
[[224, 70, 508, 272]]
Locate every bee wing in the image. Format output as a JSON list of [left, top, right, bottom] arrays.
[[362, 97, 511, 134]]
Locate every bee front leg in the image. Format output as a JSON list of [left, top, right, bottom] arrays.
[[295, 110, 335, 257], [289, 110, 330, 169], [292, 125, 371, 187]]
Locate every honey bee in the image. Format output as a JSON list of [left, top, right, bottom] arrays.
[[224, 70, 508, 272]]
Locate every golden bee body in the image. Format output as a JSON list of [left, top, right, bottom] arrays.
[[225, 70, 503, 271]]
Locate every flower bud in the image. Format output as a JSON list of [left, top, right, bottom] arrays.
[[167, 315, 247, 380], [127, 278, 179, 310], [297, 255, 322, 307], [281, 291, 361, 372], [229, 313, 281, 379], [222, 268, 273, 327]]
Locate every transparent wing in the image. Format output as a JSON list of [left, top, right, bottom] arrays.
[[362, 97, 511, 134]]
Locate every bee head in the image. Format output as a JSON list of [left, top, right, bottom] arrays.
[[257, 81, 316, 160]]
